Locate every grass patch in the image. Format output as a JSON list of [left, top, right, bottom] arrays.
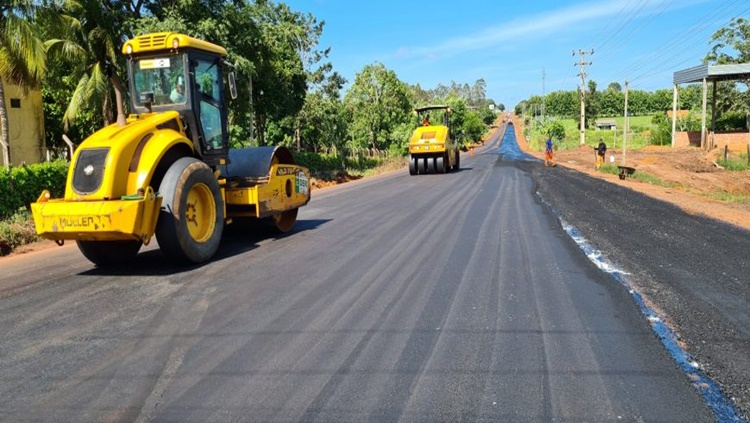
[[597, 164, 682, 189], [718, 153, 750, 171], [526, 117, 654, 153], [708, 192, 750, 204], [0, 208, 40, 256], [598, 164, 620, 175], [630, 171, 681, 188]]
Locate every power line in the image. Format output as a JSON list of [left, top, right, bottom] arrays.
[[595, 0, 675, 62], [610, 0, 745, 82], [590, 0, 638, 46], [628, 4, 750, 83], [596, 0, 650, 51]]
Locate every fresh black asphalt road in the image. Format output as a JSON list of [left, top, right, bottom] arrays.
[[0, 127, 729, 422]]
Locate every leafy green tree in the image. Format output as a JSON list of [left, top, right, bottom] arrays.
[[607, 82, 622, 92], [705, 17, 750, 120], [249, 2, 315, 145], [295, 71, 348, 153], [0, 1, 48, 166], [650, 88, 673, 113], [444, 96, 487, 144], [470, 78, 487, 107], [477, 100, 497, 125], [543, 120, 566, 142], [627, 89, 649, 115], [462, 112, 485, 143], [545, 90, 577, 118], [679, 84, 703, 111], [598, 89, 623, 117], [408, 83, 432, 106], [446, 96, 468, 134], [585, 80, 599, 126], [710, 82, 745, 124], [344, 62, 410, 149], [292, 11, 344, 152], [707, 17, 750, 64]]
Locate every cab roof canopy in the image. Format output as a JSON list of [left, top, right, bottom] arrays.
[[415, 105, 450, 113], [122, 32, 227, 56]]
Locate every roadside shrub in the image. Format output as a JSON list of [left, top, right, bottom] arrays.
[[462, 113, 486, 143], [292, 151, 344, 174], [650, 113, 671, 146], [0, 208, 40, 256], [292, 150, 392, 179], [0, 160, 69, 220]]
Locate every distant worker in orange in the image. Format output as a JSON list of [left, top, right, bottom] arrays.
[[422, 114, 430, 126], [545, 137, 556, 167]]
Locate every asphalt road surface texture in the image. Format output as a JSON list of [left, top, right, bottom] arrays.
[[0, 124, 746, 422], [524, 128, 750, 422]]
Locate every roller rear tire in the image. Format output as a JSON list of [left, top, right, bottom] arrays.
[[77, 240, 142, 267], [436, 156, 446, 173], [156, 157, 224, 263], [417, 157, 426, 174], [428, 157, 437, 173], [409, 156, 417, 175]]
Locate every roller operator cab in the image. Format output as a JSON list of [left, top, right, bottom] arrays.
[[408, 105, 460, 175], [31, 33, 311, 266]]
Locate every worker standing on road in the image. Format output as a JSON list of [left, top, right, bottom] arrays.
[[596, 138, 607, 169], [545, 137, 555, 167]]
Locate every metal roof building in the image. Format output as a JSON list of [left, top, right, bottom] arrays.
[[673, 63, 750, 85], [671, 63, 750, 148]]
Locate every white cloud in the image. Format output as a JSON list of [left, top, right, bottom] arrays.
[[401, 1, 624, 60], [394, 0, 712, 62]]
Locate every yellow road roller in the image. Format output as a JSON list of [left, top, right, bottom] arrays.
[[31, 32, 310, 266], [408, 105, 460, 175]]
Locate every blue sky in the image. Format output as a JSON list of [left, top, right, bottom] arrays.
[[282, 0, 749, 108]]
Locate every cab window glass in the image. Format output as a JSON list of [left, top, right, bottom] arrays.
[[132, 55, 186, 106], [194, 58, 224, 150]]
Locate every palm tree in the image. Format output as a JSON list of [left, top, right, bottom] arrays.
[[45, 0, 121, 131], [0, 1, 48, 168]]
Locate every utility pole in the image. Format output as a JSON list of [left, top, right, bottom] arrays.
[[574, 49, 593, 146], [623, 80, 629, 166], [542, 68, 546, 124]]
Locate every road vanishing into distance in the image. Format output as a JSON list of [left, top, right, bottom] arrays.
[[1, 123, 748, 422]]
